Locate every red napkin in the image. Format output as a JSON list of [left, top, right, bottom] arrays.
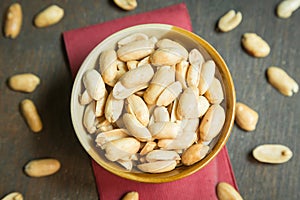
[[63, 3, 238, 200]]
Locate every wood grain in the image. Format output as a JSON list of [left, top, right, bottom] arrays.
[[0, 0, 299, 199]]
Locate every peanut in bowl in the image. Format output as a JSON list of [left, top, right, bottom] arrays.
[[70, 24, 236, 183]]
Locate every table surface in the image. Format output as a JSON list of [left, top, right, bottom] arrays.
[[1, 0, 299, 199]]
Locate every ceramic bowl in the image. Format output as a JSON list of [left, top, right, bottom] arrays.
[[71, 24, 236, 183]]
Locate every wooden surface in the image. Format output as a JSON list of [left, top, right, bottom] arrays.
[[0, 0, 299, 199]]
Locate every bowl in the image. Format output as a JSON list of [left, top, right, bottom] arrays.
[[71, 24, 236, 183]]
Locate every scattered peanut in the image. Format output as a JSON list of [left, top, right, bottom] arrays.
[[252, 144, 293, 164], [267, 66, 298, 96], [1, 192, 23, 200], [24, 158, 61, 177], [218, 9, 242, 32], [34, 5, 64, 28], [8, 73, 40, 93], [241, 33, 270, 58], [122, 191, 139, 200], [4, 3, 22, 39], [235, 102, 259, 131], [20, 99, 43, 133], [217, 182, 243, 200], [79, 33, 226, 173], [114, 0, 137, 11], [277, 0, 300, 18]]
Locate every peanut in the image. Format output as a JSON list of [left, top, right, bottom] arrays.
[[122, 191, 139, 200], [252, 144, 293, 164], [4, 3, 22, 39], [241, 33, 270, 58], [20, 99, 43, 133], [267, 66, 298, 96], [217, 182, 243, 200], [34, 5, 64, 28], [114, 0, 137, 11], [24, 158, 61, 177], [1, 192, 23, 200], [218, 10, 242, 32], [8, 73, 40, 93], [235, 102, 259, 131], [277, 0, 300, 18]]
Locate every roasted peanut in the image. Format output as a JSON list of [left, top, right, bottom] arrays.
[[20, 99, 43, 133], [1, 192, 23, 200], [34, 5, 64, 28], [218, 10, 242, 32], [122, 191, 139, 200], [114, 0, 137, 11], [267, 66, 298, 96], [217, 182, 243, 200], [137, 160, 177, 173], [277, 0, 300, 18], [235, 102, 259, 131], [24, 158, 61, 177], [145, 150, 180, 162], [204, 78, 224, 104], [241, 33, 270, 58], [8, 73, 40, 93], [182, 143, 209, 166], [252, 144, 293, 164], [4, 3, 22, 39], [83, 69, 106, 100]]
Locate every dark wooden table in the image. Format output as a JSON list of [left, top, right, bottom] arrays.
[[1, 0, 299, 199]]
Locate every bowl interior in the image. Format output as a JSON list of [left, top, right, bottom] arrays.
[[71, 24, 236, 183]]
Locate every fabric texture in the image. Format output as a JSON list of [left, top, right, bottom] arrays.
[[63, 3, 237, 200]]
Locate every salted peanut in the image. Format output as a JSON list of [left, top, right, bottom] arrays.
[[217, 182, 243, 200], [204, 78, 224, 104], [153, 106, 170, 122], [105, 92, 124, 123], [187, 49, 204, 88], [277, 0, 300, 18], [156, 81, 182, 106], [118, 33, 148, 47], [126, 60, 138, 70], [1, 192, 23, 200], [218, 10, 242, 32], [175, 60, 189, 89], [20, 99, 43, 133], [170, 99, 180, 122], [117, 159, 133, 171], [34, 5, 64, 28], [177, 87, 199, 119], [83, 101, 96, 134], [83, 69, 106, 100], [241, 33, 270, 58], [143, 66, 175, 105], [114, 0, 137, 11], [156, 39, 189, 60], [4, 3, 22, 39], [122, 191, 139, 200], [125, 94, 149, 126], [123, 113, 152, 142], [137, 56, 150, 67], [79, 90, 93, 105], [113, 81, 148, 100], [104, 137, 140, 162], [158, 131, 197, 150], [24, 158, 60, 177], [252, 144, 293, 164], [96, 118, 113, 132], [117, 40, 155, 62], [198, 60, 216, 95], [95, 129, 129, 147], [145, 150, 180, 162], [182, 118, 199, 132], [8, 73, 40, 93], [120, 64, 154, 88], [267, 66, 298, 96], [199, 104, 225, 141], [140, 141, 157, 156], [137, 160, 177, 173], [95, 90, 108, 117], [197, 96, 210, 118], [235, 102, 259, 131], [148, 122, 181, 139], [182, 144, 209, 166]]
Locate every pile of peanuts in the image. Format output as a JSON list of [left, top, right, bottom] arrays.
[[79, 33, 226, 173]]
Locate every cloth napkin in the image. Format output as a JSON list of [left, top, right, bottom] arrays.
[[63, 3, 238, 200]]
